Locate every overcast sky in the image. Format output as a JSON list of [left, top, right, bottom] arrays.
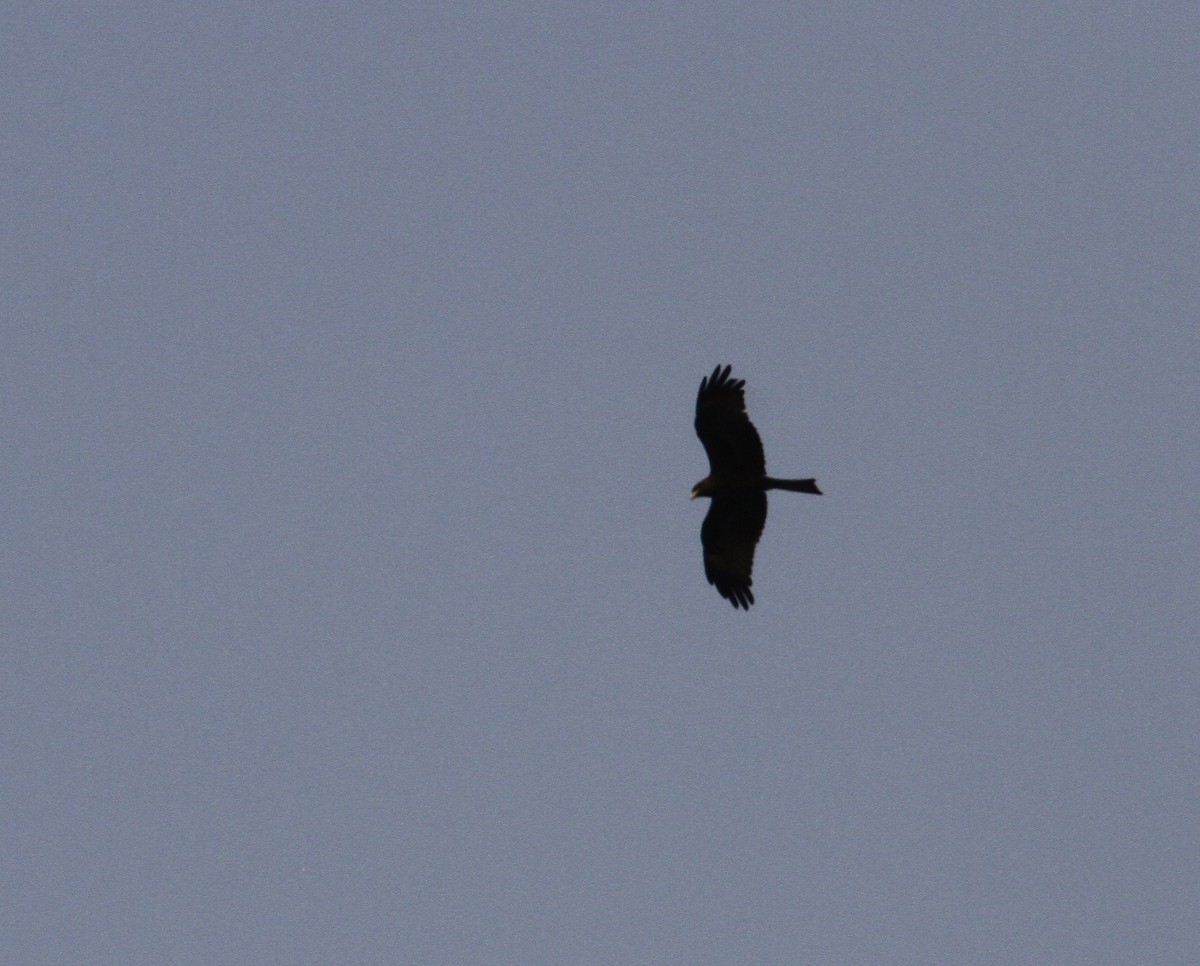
[[5, 4, 1198, 963]]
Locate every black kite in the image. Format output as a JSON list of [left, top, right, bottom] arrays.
[[691, 365, 822, 609]]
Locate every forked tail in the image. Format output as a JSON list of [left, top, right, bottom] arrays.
[[765, 477, 822, 495]]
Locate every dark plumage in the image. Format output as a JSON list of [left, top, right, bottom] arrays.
[[691, 365, 822, 609]]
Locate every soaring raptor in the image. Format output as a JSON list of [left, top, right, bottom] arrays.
[[691, 365, 822, 609]]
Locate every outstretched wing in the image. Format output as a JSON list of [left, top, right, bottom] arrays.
[[694, 364, 766, 477], [700, 492, 767, 610]]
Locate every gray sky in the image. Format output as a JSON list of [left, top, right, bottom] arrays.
[[6, 4, 1198, 963]]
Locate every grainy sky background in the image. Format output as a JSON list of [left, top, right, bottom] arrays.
[[5, 4, 1198, 963]]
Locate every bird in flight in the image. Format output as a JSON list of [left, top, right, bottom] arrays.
[[691, 365, 822, 609]]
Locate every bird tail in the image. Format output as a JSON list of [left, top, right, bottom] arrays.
[[765, 477, 822, 495]]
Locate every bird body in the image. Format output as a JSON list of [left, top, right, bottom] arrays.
[[691, 365, 821, 609]]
